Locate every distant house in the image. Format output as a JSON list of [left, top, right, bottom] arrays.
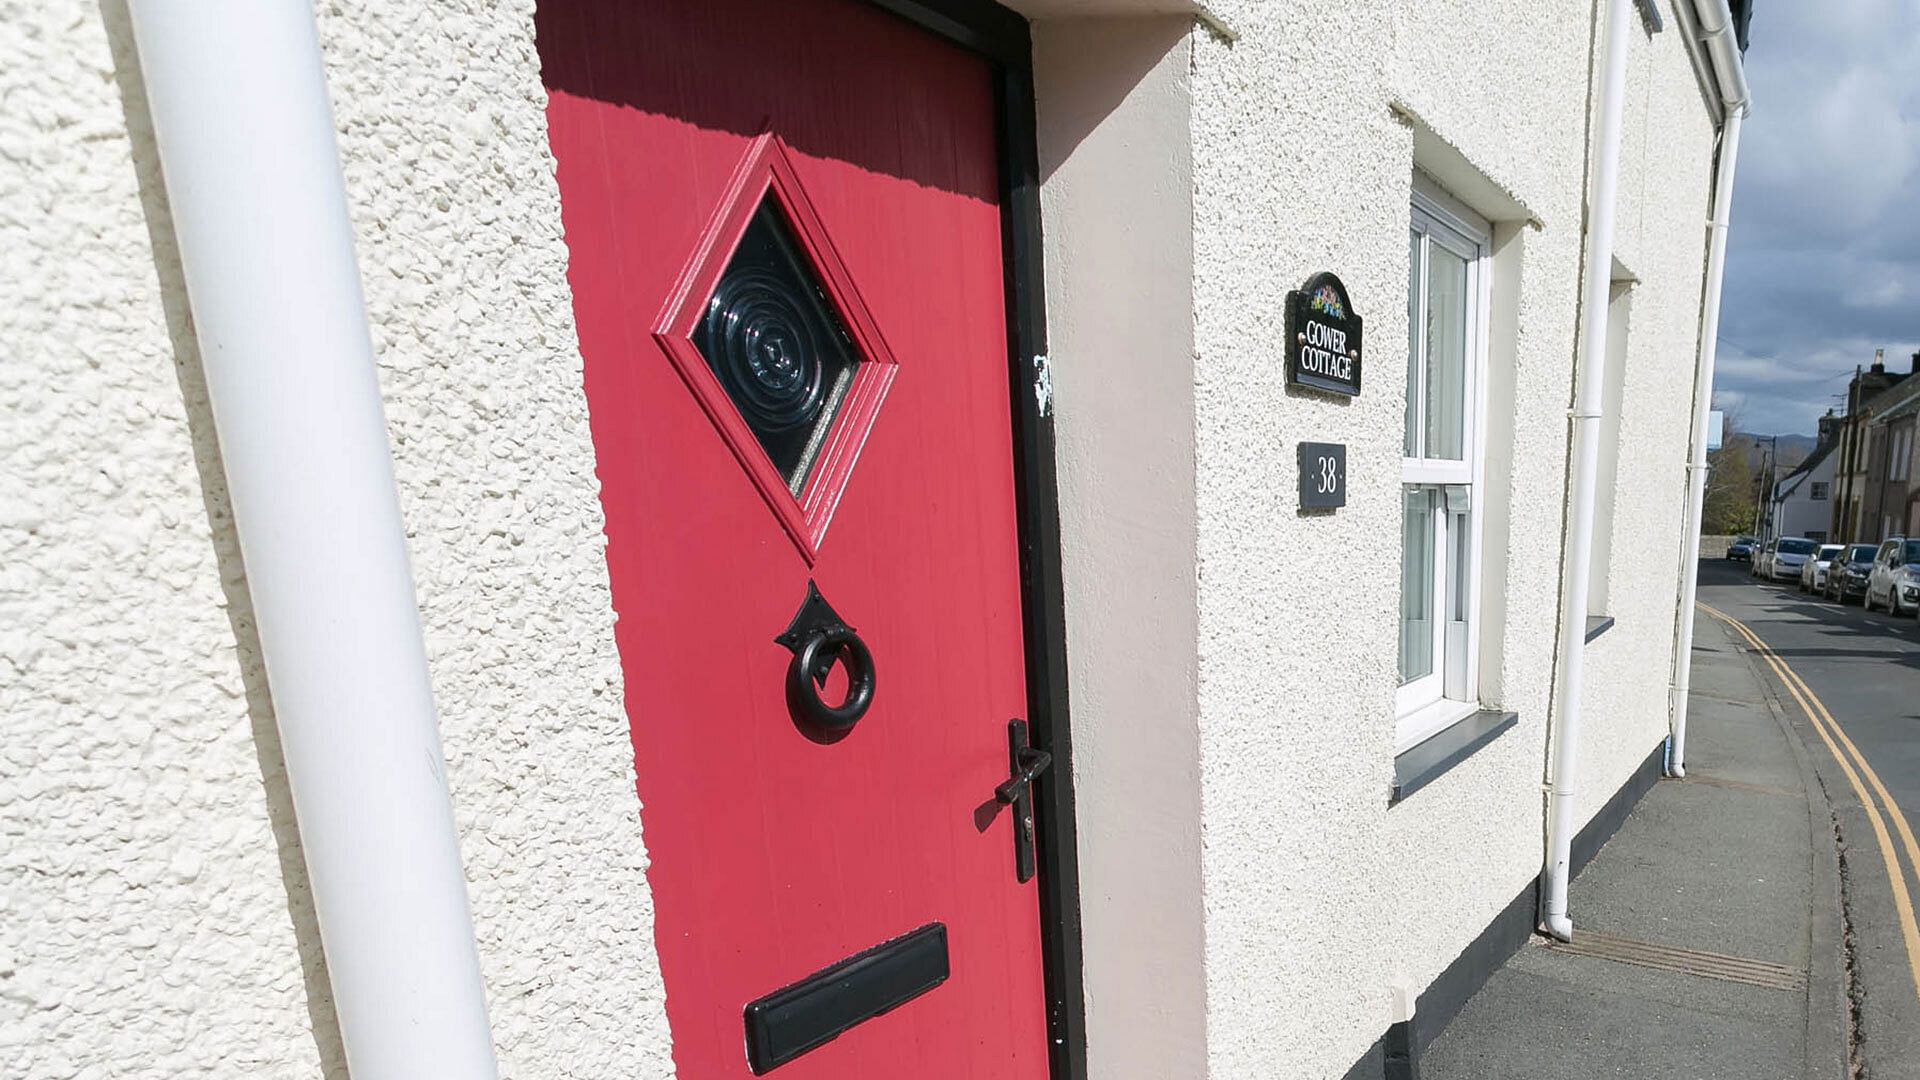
[[1770, 441, 1837, 544], [1863, 377, 1920, 540], [1830, 352, 1917, 541]]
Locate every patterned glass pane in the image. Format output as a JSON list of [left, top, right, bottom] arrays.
[[695, 199, 860, 494]]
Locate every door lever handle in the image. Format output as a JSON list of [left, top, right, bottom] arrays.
[[997, 719, 1050, 883], [995, 745, 1052, 805]]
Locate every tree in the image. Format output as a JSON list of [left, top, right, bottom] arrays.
[[1701, 408, 1757, 535]]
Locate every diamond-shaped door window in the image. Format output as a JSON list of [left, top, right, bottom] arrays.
[[693, 201, 858, 495], [654, 134, 899, 564]]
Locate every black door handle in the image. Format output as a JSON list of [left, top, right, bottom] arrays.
[[995, 744, 1052, 805], [998, 719, 1050, 883]]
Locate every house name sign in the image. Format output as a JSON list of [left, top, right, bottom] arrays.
[[1285, 271, 1363, 397]]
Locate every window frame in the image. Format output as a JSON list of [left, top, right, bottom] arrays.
[[1397, 176, 1493, 749]]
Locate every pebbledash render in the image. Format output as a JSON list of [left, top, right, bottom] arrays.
[[0, 1, 1745, 1079]]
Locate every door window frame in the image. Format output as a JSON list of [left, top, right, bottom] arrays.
[[869, 5, 1086, 1078]]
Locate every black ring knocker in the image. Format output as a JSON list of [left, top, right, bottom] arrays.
[[775, 581, 876, 734], [787, 626, 875, 732]]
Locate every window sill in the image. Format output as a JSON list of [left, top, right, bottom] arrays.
[[1395, 696, 1479, 751], [1585, 615, 1614, 643], [1390, 709, 1520, 806]]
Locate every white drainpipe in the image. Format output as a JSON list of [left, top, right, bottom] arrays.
[[1543, 0, 1633, 944], [1668, 2, 1753, 779], [127, 4, 498, 1076]]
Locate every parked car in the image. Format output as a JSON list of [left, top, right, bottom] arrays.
[[1864, 537, 1920, 615], [1727, 536, 1758, 562], [1763, 537, 1817, 583], [1823, 543, 1878, 604], [1749, 539, 1775, 579], [1800, 544, 1845, 592]]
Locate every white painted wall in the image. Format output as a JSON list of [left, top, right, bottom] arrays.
[[4, 1, 1724, 1077], [3, 2, 673, 1076], [312, 3, 674, 1074], [1176, 0, 1583, 1070], [1034, 18, 1206, 1080], [1173, 0, 1718, 1074], [1774, 453, 1839, 541], [1588, 281, 1633, 616], [3, 6, 329, 1073], [1576, 3, 1718, 851]]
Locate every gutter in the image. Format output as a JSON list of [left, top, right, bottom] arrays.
[[126, 4, 499, 1075], [1667, 0, 1752, 780], [1543, 0, 1634, 944]]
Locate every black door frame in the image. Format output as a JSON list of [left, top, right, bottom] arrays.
[[863, 3, 1087, 1079]]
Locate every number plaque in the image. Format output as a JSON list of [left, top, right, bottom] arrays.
[[1298, 442, 1346, 510]]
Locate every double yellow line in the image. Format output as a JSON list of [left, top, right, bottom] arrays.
[[1699, 600, 1920, 1008]]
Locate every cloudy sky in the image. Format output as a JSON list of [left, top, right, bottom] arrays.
[[1715, 1, 1920, 436]]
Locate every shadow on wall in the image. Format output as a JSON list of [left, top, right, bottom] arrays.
[[96, 2, 349, 1075], [1033, 16, 1192, 186]]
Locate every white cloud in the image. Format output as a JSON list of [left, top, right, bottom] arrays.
[[1716, 4, 1920, 436]]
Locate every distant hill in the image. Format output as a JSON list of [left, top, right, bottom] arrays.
[[1732, 431, 1816, 472], [1734, 431, 1816, 455]]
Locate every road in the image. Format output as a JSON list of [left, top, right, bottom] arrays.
[[1697, 558, 1920, 1076]]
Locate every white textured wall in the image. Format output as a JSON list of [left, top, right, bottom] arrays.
[[1185, 1, 1416, 1069], [312, 2, 673, 1075], [1, 0, 1724, 1077], [1, 3, 332, 1074], [1176, 0, 1719, 1074], [1575, 5, 1716, 848], [2, 2, 673, 1076], [1376, 0, 1595, 1049]]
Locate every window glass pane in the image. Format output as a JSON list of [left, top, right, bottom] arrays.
[[1405, 229, 1421, 457], [1424, 241, 1469, 461], [1399, 487, 1435, 684]]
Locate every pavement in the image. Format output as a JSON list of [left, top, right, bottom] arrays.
[[1694, 559, 1920, 1079], [1421, 562, 1853, 1079]]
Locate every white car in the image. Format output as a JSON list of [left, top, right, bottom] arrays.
[[1864, 537, 1920, 616], [1799, 543, 1845, 593], [1764, 537, 1817, 583]]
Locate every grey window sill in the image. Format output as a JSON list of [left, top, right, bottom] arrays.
[[1390, 709, 1521, 806], [1585, 615, 1614, 643]]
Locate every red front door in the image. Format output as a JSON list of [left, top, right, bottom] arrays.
[[538, 2, 1053, 1077]]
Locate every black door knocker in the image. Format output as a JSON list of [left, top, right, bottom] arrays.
[[774, 581, 876, 735]]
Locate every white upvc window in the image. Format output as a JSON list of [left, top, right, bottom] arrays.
[[1889, 426, 1912, 482], [1398, 177, 1491, 750]]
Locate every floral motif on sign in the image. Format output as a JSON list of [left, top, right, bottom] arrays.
[[1309, 284, 1345, 320]]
